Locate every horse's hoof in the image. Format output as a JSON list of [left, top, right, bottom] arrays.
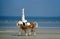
[[34, 32, 36, 35], [18, 32, 21, 35], [29, 32, 31, 35], [26, 33, 28, 36]]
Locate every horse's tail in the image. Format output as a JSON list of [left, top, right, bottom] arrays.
[[34, 22, 38, 28]]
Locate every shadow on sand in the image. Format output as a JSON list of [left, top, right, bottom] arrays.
[[12, 33, 34, 36]]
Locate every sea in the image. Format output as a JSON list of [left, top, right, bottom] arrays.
[[0, 16, 60, 28]]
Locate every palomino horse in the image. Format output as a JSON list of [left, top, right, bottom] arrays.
[[17, 21, 38, 36]]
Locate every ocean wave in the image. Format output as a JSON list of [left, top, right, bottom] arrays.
[[38, 21, 60, 24], [38, 27, 60, 28]]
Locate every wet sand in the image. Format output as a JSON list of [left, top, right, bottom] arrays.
[[0, 28, 60, 39]]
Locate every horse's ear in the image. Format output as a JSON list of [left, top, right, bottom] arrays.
[[16, 22, 18, 26]]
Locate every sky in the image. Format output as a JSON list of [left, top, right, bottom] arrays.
[[0, 0, 60, 17]]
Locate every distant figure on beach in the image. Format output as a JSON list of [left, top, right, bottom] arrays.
[[17, 8, 38, 36]]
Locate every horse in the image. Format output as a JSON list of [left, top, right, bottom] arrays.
[[17, 21, 38, 36]]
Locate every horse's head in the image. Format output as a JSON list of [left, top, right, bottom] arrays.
[[17, 21, 23, 27]]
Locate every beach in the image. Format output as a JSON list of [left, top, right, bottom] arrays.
[[0, 28, 60, 39]]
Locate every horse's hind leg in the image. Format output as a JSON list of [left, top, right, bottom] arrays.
[[25, 32, 28, 36], [28, 29, 31, 35], [33, 31, 36, 35], [29, 32, 31, 35], [31, 29, 36, 35]]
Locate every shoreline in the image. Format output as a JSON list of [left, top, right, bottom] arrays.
[[0, 27, 60, 28], [0, 28, 60, 39]]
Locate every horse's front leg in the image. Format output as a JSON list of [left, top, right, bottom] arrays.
[[18, 28, 22, 35], [24, 29, 28, 36]]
